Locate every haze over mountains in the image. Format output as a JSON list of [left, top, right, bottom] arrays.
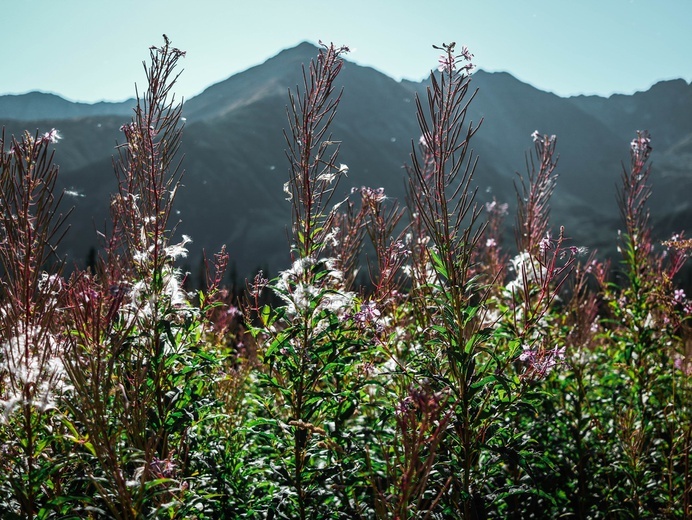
[[2, 41, 691, 281]]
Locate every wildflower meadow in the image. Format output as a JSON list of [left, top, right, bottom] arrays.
[[0, 37, 690, 519]]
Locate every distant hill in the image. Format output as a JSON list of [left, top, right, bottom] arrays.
[[0, 91, 134, 120], [1, 42, 690, 280]]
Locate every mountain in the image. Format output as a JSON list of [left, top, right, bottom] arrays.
[[1, 42, 691, 281], [0, 91, 135, 120]]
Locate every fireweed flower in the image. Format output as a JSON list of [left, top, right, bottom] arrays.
[[519, 344, 566, 378], [353, 300, 384, 334], [283, 181, 293, 201], [685, 301, 692, 315], [357, 186, 387, 204], [539, 233, 553, 254], [250, 270, 269, 298], [531, 130, 557, 145], [0, 323, 71, 422], [437, 44, 474, 73], [164, 234, 192, 261], [673, 289, 686, 304], [274, 257, 355, 319], [438, 54, 456, 73], [631, 130, 652, 156], [40, 128, 62, 144], [122, 263, 195, 330], [485, 200, 509, 216], [505, 251, 547, 295], [674, 354, 692, 375]]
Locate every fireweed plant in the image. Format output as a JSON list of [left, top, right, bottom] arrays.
[[0, 128, 73, 518], [402, 47, 582, 517], [60, 37, 222, 519], [244, 43, 383, 518], [0, 37, 690, 519], [497, 131, 692, 518]]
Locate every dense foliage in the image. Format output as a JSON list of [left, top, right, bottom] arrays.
[[0, 37, 690, 519]]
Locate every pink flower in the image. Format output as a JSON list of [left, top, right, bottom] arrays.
[[520, 344, 566, 378], [485, 200, 508, 216], [630, 130, 652, 159], [354, 301, 381, 325], [438, 54, 455, 72], [359, 186, 386, 204], [459, 46, 474, 62], [539, 234, 553, 254], [40, 129, 61, 144], [673, 289, 686, 304]]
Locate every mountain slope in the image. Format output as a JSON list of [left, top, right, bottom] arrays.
[[2, 42, 691, 280], [0, 91, 134, 120]]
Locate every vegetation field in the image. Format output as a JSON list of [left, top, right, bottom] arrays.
[[0, 38, 690, 519]]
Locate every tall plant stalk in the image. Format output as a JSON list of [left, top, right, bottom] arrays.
[[0, 128, 71, 518]]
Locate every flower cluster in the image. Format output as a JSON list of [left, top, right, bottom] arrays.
[[0, 323, 70, 422], [519, 344, 566, 378], [354, 185, 386, 204], [505, 251, 547, 295], [437, 43, 474, 73], [274, 257, 355, 319], [630, 130, 652, 156], [485, 199, 509, 216], [531, 129, 556, 145]]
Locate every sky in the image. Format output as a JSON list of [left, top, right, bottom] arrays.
[[3, 0, 691, 104]]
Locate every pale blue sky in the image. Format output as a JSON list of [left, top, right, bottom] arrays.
[[3, 0, 691, 103]]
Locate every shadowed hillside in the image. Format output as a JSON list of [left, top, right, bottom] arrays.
[[1, 42, 690, 279]]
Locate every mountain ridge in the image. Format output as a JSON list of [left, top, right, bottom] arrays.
[[1, 42, 691, 280]]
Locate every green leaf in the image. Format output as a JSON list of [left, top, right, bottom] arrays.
[[260, 304, 272, 327], [429, 248, 448, 279]]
